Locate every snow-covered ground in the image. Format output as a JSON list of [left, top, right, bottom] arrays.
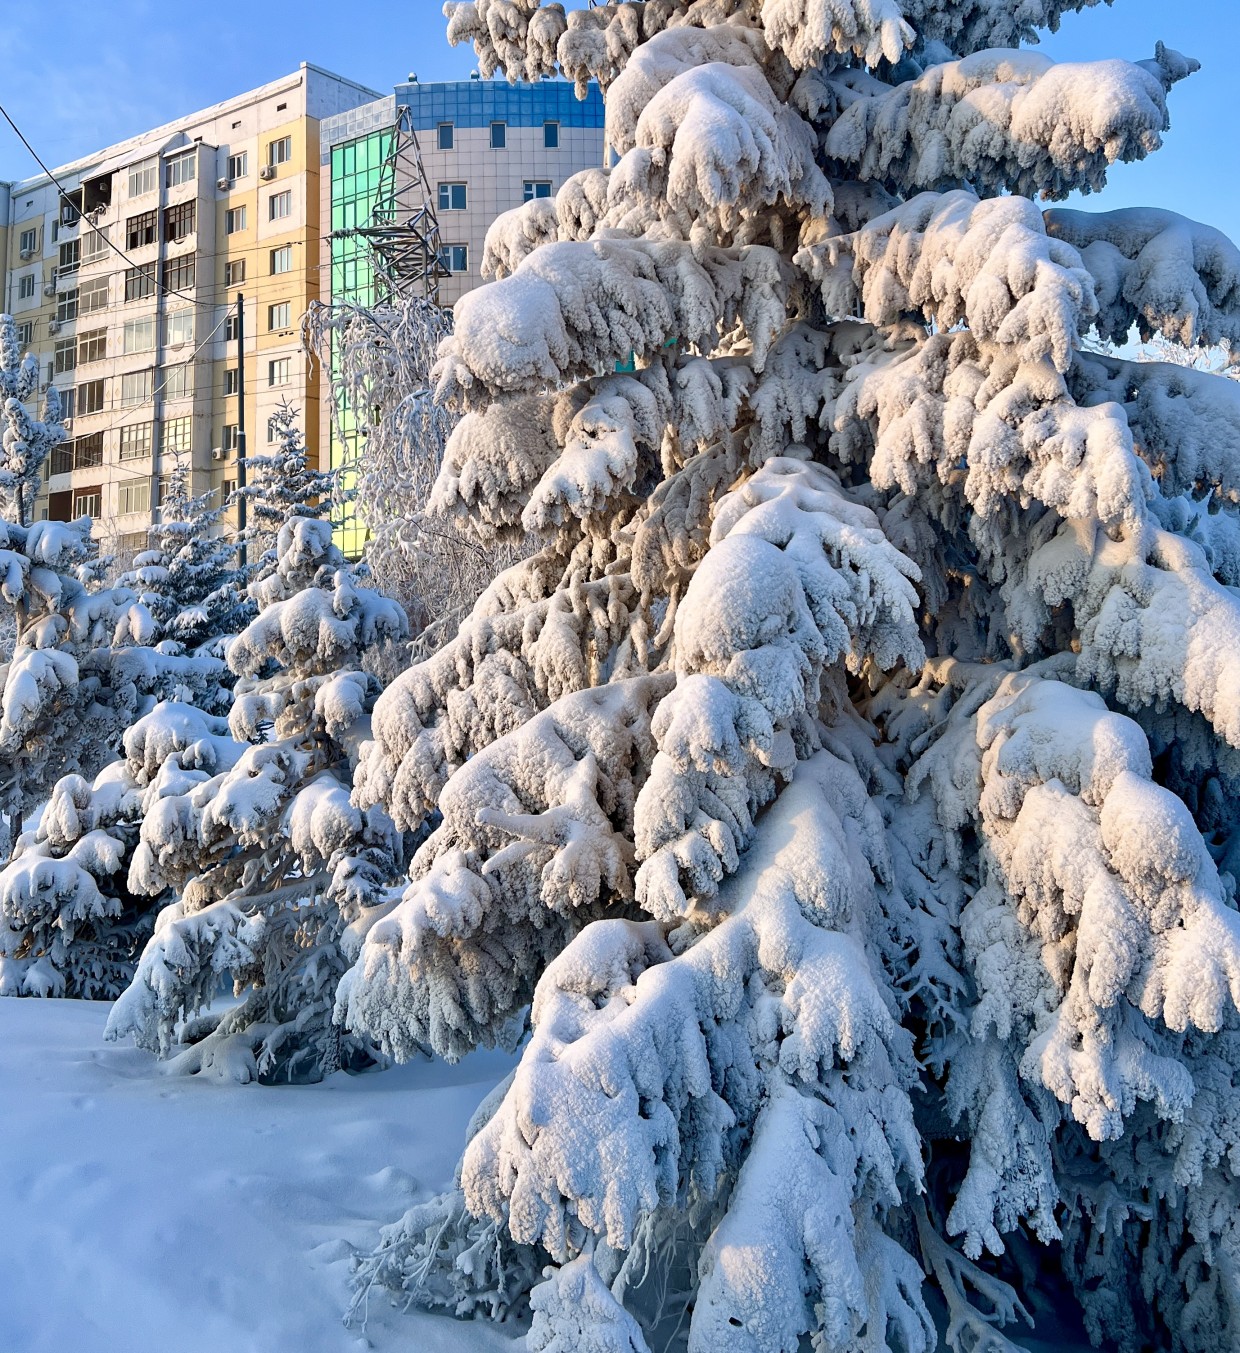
[[0, 999, 520, 1353]]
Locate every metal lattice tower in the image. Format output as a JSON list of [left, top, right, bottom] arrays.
[[338, 103, 450, 304]]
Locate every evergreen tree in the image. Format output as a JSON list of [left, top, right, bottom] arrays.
[[234, 400, 335, 567], [335, 5, 1240, 1350], [107, 516, 408, 1082]]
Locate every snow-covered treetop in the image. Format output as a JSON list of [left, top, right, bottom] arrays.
[[0, 315, 66, 528]]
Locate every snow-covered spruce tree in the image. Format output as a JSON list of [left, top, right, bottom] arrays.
[[334, 5, 1240, 1350], [305, 297, 528, 643], [106, 516, 408, 1081], [114, 459, 253, 693], [234, 399, 336, 567]]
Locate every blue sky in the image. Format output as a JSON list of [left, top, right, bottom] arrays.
[[0, 0, 1235, 234]]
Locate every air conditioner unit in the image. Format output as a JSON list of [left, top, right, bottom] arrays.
[[259, 165, 276, 181], [217, 177, 230, 191], [19, 247, 34, 260], [43, 284, 55, 297], [211, 447, 224, 461], [48, 320, 60, 335]]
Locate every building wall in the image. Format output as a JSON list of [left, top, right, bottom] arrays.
[[0, 64, 379, 556], [317, 79, 606, 554]]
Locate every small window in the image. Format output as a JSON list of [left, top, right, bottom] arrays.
[[438, 244, 469, 274], [118, 480, 151, 516], [77, 329, 107, 365], [224, 314, 241, 343], [54, 338, 76, 375], [438, 182, 467, 211], [270, 245, 292, 275], [268, 357, 291, 387], [70, 434, 104, 470], [83, 227, 109, 262], [269, 190, 292, 221], [126, 210, 157, 250], [165, 149, 197, 189], [16, 321, 33, 347], [73, 487, 102, 518], [165, 200, 196, 242], [119, 422, 153, 461], [268, 136, 293, 167], [490, 122, 506, 149], [128, 156, 158, 197], [268, 301, 291, 331], [162, 416, 192, 456], [59, 239, 80, 276], [276, 102, 287, 112], [80, 277, 109, 314], [438, 123, 454, 150], [222, 477, 237, 500], [121, 369, 154, 408], [222, 423, 239, 452], [225, 259, 246, 286], [227, 151, 248, 181], [231, 120, 242, 130], [76, 378, 106, 415], [225, 205, 247, 234], [123, 317, 156, 354], [18, 227, 37, 254], [162, 254, 195, 293], [544, 121, 560, 149], [163, 310, 194, 348], [56, 290, 79, 324], [18, 275, 34, 300], [224, 368, 240, 396], [523, 180, 553, 202], [164, 365, 193, 401], [125, 266, 155, 302]]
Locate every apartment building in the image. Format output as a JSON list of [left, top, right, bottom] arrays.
[[319, 76, 607, 553], [0, 64, 379, 554]]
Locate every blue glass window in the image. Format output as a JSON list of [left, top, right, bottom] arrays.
[[490, 121, 507, 149], [438, 123, 453, 150], [544, 121, 559, 148], [438, 182, 468, 211], [438, 244, 469, 273], [523, 180, 553, 202]]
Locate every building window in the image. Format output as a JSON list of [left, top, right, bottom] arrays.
[[165, 150, 197, 189], [269, 358, 292, 387], [224, 313, 241, 343], [58, 239, 80, 276], [164, 365, 193, 400], [162, 416, 192, 456], [523, 180, 554, 202], [268, 135, 293, 167], [73, 487, 102, 518], [544, 121, 560, 149], [438, 123, 453, 150], [77, 379, 106, 415], [163, 310, 194, 347], [77, 329, 107, 365], [126, 210, 157, 250], [16, 321, 33, 347], [165, 200, 196, 242], [125, 266, 155, 302], [268, 190, 292, 221], [54, 338, 76, 375], [121, 369, 154, 408], [225, 205, 247, 234], [123, 317, 156, 354], [490, 122, 506, 149], [18, 227, 37, 254], [18, 275, 34, 300], [438, 182, 467, 211], [60, 192, 81, 228], [118, 480, 151, 516], [162, 254, 195, 293], [222, 423, 239, 452], [128, 156, 158, 197], [80, 277, 109, 315], [224, 368, 239, 396], [268, 301, 291, 332], [71, 433, 104, 469], [227, 151, 248, 181], [119, 422, 153, 461], [56, 290, 79, 323], [225, 259, 246, 286], [438, 244, 469, 274], [82, 226, 109, 262], [270, 245, 292, 274], [222, 477, 237, 501]]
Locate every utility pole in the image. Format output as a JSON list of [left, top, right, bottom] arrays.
[[235, 293, 247, 569]]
